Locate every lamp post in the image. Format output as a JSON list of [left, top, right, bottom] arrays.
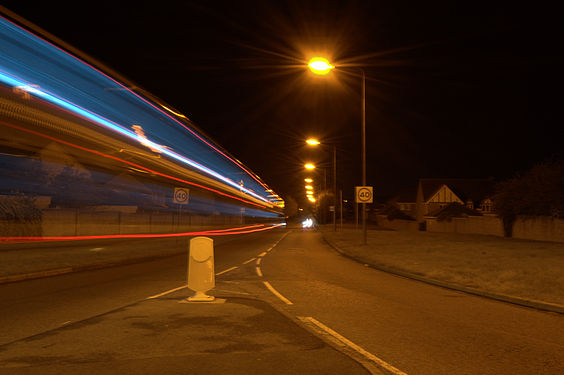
[[360, 68, 367, 245], [307, 58, 368, 243], [306, 138, 337, 232]]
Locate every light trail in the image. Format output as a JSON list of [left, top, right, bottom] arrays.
[[0, 120, 273, 210], [0, 15, 273, 195], [0, 69, 271, 204], [0, 223, 285, 243]]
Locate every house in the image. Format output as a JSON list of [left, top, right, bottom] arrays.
[[415, 178, 496, 222]]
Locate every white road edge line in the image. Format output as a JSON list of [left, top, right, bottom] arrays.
[[263, 281, 293, 305], [243, 257, 257, 264], [298, 316, 407, 375], [216, 266, 238, 276], [147, 285, 187, 299], [256, 257, 262, 265], [265, 231, 290, 253], [256, 267, 263, 277]]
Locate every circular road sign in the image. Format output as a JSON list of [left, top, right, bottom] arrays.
[[356, 186, 373, 203], [174, 187, 190, 204]]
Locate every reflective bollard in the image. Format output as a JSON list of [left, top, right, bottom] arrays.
[[187, 236, 215, 301]]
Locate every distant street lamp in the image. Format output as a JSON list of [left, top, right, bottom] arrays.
[[306, 138, 337, 232], [307, 58, 368, 243], [304, 163, 316, 170]]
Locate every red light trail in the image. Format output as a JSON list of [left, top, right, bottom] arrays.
[[0, 223, 285, 243]]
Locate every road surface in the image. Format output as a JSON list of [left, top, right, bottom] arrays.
[[1, 228, 563, 374]]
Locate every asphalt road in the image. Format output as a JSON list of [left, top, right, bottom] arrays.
[[0, 229, 373, 374], [0, 231, 284, 345], [1, 228, 563, 374], [255, 230, 564, 375]]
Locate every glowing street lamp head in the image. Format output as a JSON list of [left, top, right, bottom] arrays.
[[304, 178, 313, 183], [305, 185, 313, 190], [304, 163, 316, 170], [306, 138, 321, 146], [308, 57, 334, 75]]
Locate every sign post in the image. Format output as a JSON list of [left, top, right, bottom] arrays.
[[355, 186, 373, 244]]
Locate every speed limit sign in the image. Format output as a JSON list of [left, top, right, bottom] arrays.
[[355, 186, 373, 203], [173, 187, 190, 205]]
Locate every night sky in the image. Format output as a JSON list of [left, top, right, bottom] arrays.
[[4, 2, 564, 206]]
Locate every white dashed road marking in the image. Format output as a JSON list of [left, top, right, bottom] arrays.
[[147, 285, 187, 299], [216, 266, 238, 275]]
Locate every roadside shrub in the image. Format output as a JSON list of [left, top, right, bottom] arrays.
[[0, 195, 42, 236], [381, 204, 415, 221], [493, 158, 564, 236]]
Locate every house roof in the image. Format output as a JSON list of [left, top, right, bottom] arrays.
[[419, 178, 495, 203]]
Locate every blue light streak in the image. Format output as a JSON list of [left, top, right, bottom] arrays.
[[0, 69, 270, 204], [0, 16, 279, 205]]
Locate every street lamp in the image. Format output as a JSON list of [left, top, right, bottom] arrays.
[[305, 138, 321, 146], [308, 57, 334, 75], [306, 138, 337, 232], [304, 163, 316, 170], [307, 58, 368, 244]]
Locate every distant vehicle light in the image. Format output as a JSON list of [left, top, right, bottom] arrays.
[[302, 218, 313, 229]]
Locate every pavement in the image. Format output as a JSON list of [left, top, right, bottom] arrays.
[[320, 224, 564, 315]]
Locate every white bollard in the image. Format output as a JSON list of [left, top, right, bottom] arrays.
[[187, 236, 215, 301]]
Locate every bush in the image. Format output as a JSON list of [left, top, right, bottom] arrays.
[[0, 195, 42, 236], [493, 159, 564, 236]]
